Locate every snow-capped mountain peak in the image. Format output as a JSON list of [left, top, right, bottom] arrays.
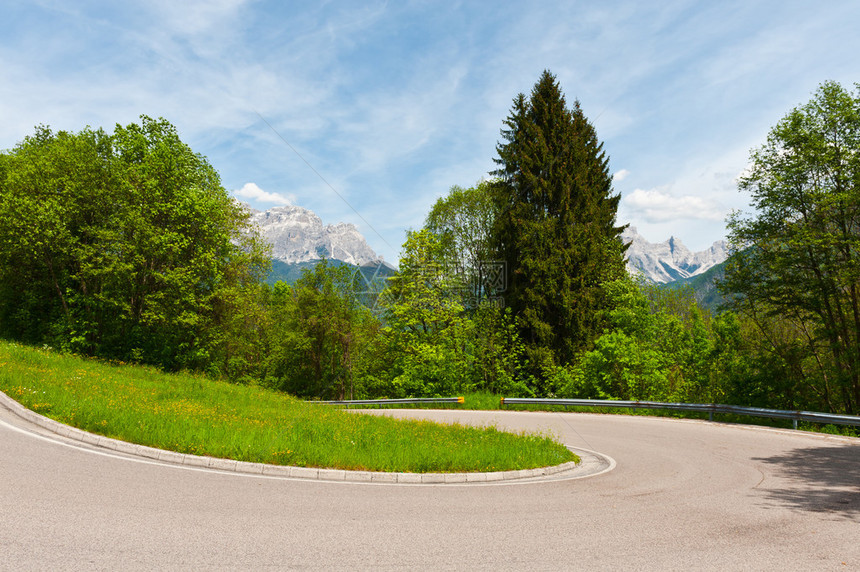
[[246, 204, 725, 284], [247, 205, 382, 266], [622, 226, 727, 283]]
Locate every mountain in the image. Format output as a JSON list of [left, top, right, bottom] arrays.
[[622, 226, 728, 284], [248, 205, 384, 267], [247, 206, 730, 302], [245, 204, 395, 287]]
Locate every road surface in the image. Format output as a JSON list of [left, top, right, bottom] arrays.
[[1, 401, 857, 570]]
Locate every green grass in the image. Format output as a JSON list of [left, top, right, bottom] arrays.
[[0, 341, 576, 472]]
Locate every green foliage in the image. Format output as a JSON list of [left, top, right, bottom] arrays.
[[469, 304, 533, 396], [364, 230, 533, 398], [262, 259, 377, 400], [0, 117, 270, 372], [723, 81, 860, 414], [719, 305, 840, 412], [374, 230, 474, 396], [263, 258, 397, 290], [13, 88, 860, 419], [563, 279, 746, 403], [490, 70, 627, 367], [424, 180, 499, 303]]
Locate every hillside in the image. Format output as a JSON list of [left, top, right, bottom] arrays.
[[661, 259, 727, 311], [265, 258, 397, 289]]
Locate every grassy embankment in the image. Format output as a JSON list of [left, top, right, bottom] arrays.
[[0, 341, 576, 472]]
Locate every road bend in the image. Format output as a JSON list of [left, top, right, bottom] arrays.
[[1, 403, 857, 570]]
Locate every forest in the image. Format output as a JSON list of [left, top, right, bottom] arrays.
[[1, 73, 858, 417]]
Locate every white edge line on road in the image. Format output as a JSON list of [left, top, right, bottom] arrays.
[[0, 415, 614, 487]]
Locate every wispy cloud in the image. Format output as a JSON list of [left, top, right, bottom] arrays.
[[4, 0, 860, 262]]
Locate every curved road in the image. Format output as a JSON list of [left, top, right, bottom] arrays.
[[1, 402, 858, 570]]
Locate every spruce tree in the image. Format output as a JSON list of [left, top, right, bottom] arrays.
[[491, 70, 627, 370]]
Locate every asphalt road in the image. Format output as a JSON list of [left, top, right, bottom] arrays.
[[1, 403, 858, 571]]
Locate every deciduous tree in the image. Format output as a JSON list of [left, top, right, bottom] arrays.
[[723, 81, 860, 414], [425, 181, 499, 305], [263, 259, 376, 399], [375, 230, 474, 396], [0, 117, 270, 372]]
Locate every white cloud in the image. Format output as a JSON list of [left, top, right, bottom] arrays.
[[613, 169, 630, 182], [622, 188, 725, 223], [234, 182, 294, 205]]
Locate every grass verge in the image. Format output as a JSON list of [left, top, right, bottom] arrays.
[[0, 341, 576, 472]]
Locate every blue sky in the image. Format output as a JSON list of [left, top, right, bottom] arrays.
[[2, 1, 859, 262]]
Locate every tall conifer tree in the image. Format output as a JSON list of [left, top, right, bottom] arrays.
[[491, 70, 627, 368]]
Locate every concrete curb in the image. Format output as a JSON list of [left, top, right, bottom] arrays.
[[0, 390, 610, 484]]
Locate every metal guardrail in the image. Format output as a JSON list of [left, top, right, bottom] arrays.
[[499, 398, 860, 430], [312, 397, 465, 406]]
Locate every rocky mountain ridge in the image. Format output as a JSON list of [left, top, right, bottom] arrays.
[[246, 204, 727, 286], [622, 226, 728, 284], [247, 205, 383, 267]]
